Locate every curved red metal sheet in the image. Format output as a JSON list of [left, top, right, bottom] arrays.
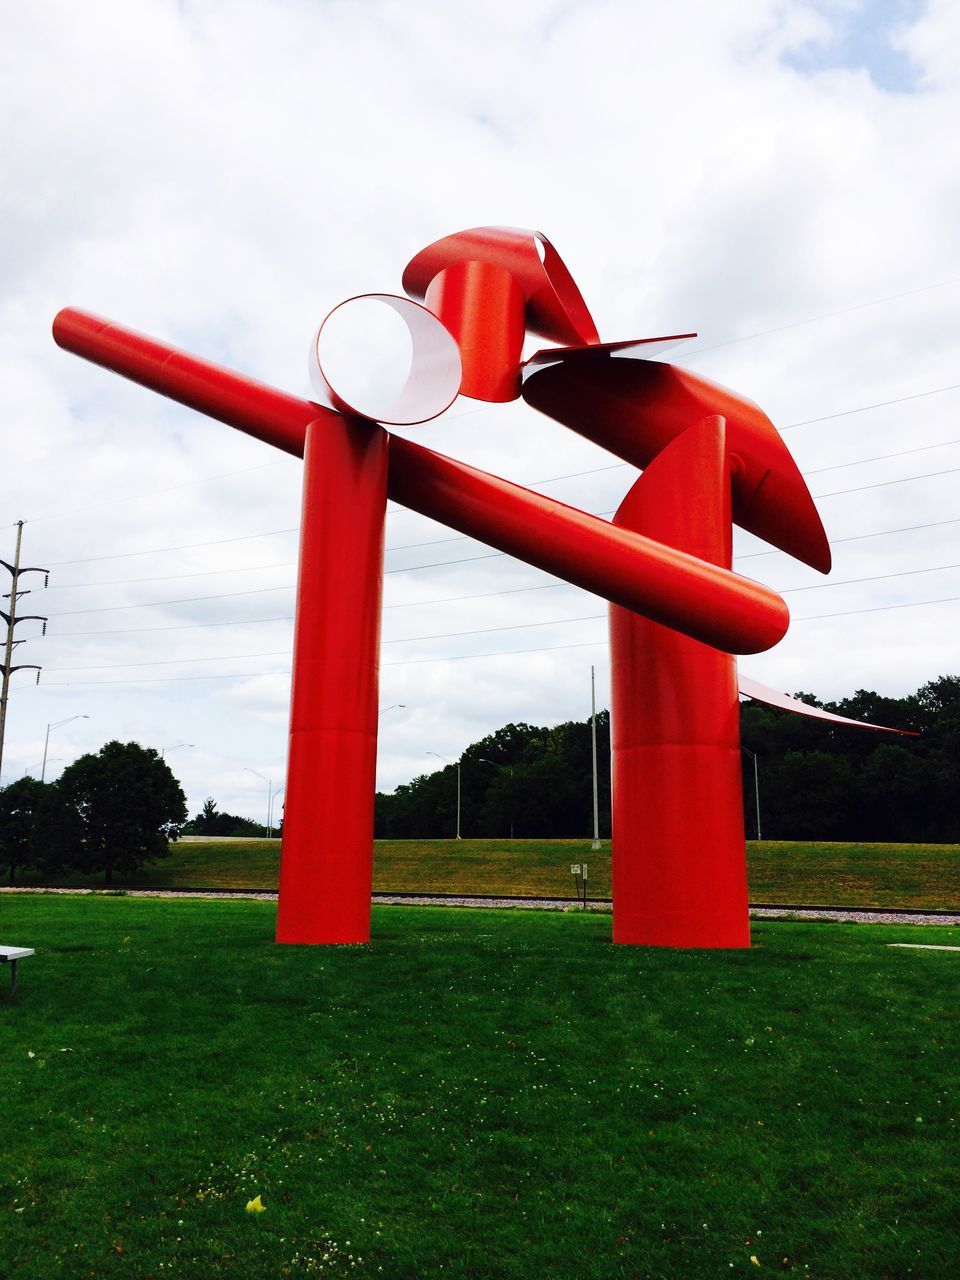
[[523, 333, 697, 373], [403, 226, 600, 347], [738, 675, 919, 735], [522, 354, 832, 573], [309, 293, 461, 425]]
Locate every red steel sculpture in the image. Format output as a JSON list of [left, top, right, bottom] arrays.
[[52, 226, 908, 948]]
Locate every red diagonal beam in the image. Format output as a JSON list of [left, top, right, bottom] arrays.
[[53, 308, 787, 656]]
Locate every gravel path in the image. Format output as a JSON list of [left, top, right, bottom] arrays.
[[2, 885, 958, 926]]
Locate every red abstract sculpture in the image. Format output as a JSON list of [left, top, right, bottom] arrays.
[[52, 226, 907, 949]]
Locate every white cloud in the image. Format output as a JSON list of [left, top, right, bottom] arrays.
[[2, 0, 958, 813]]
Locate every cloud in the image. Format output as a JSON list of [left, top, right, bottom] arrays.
[[2, 0, 958, 812]]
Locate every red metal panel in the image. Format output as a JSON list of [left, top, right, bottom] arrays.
[[611, 415, 750, 948], [424, 261, 526, 402], [277, 417, 388, 945], [403, 226, 600, 347], [523, 354, 832, 573]]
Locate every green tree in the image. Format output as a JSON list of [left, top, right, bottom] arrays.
[[50, 741, 187, 883], [0, 778, 46, 884]]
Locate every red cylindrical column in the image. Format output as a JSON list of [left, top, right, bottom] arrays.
[[424, 261, 526, 402], [610, 416, 750, 948], [276, 416, 389, 944]]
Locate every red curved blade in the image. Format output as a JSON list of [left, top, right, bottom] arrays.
[[403, 226, 600, 347], [522, 353, 832, 573]]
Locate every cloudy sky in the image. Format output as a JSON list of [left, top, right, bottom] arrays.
[[2, 0, 958, 822]]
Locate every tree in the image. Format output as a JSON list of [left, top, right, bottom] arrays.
[[0, 778, 46, 884], [182, 797, 265, 837], [49, 741, 187, 883]]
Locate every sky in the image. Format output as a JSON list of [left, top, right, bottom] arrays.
[[2, 0, 959, 823]]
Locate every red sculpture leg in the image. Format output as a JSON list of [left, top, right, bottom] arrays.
[[276, 417, 389, 945], [610, 415, 750, 948]]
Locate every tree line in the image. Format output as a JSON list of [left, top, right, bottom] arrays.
[[375, 675, 959, 843]]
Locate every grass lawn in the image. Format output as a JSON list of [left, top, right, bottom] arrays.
[[18, 838, 960, 910], [1, 895, 958, 1278]]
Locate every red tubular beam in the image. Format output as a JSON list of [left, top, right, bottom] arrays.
[[53, 308, 324, 453], [611, 417, 750, 948], [53, 307, 788, 655], [387, 438, 786, 655], [277, 418, 388, 945]]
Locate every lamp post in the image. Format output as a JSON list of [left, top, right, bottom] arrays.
[[41, 714, 89, 782], [479, 757, 515, 838], [427, 751, 461, 840], [378, 703, 406, 714], [590, 665, 601, 850], [160, 742, 194, 759], [741, 746, 761, 840], [245, 767, 273, 838], [269, 785, 285, 836]]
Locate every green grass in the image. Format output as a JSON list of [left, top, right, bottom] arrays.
[[18, 837, 960, 910], [1, 895, 959, 1278]]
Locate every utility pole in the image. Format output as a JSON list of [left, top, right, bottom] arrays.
[[0, 522, 49, 784], [590, 665, 601, 850]]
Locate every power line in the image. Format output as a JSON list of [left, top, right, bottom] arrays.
[[41, 557, 960, 672], [803, 436, 960, 476], [794, 594, 960, 622], [32, 391, 960, 582], [779, 562, 960, 593], [29, 588, 960, 689], [736, 516, 960, 560], [40, 459, 960, 614], [45, 527, 299, 567], [781, 383, 960, 432], [44, 611, 610, 672], [812, 464, 960, 500], [680, 272, 960, 359]]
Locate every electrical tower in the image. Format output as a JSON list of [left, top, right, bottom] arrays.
[[0, 521, 49, 784]]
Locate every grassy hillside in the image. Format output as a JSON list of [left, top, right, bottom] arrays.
[[15, 837, 960, 909]]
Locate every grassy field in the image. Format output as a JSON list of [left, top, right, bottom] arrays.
[[1, 895, 958, 1279], [17, 837, 960, 910]]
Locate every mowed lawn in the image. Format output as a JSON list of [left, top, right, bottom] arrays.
[[19, 837, 960, 910], [1, 895, 959, 1279]]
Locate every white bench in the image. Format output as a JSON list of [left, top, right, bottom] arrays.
[[1, 947, 34, 994]]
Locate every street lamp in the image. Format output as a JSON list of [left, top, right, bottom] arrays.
[[41, 715, 89, 782], [426, 751, 461, 840], [379, 703, 406, 714], [479, 757, 516, 839], [244, 767, 274, 838], [741, 746, 761, 840], [269, 785, 285, 836], [160, 742, 194, 759]]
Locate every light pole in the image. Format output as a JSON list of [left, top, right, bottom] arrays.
[[244, 767, 273, 838], [480, 757, 515, 838], [379, 703, 406, 714], [741, 746, 761, 840], [590, 665, 601, 850], [269, 785, 285, 836], [41, 714, 89, 782], [427, 751, 461, 840], [160, 742, 194, 759]]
